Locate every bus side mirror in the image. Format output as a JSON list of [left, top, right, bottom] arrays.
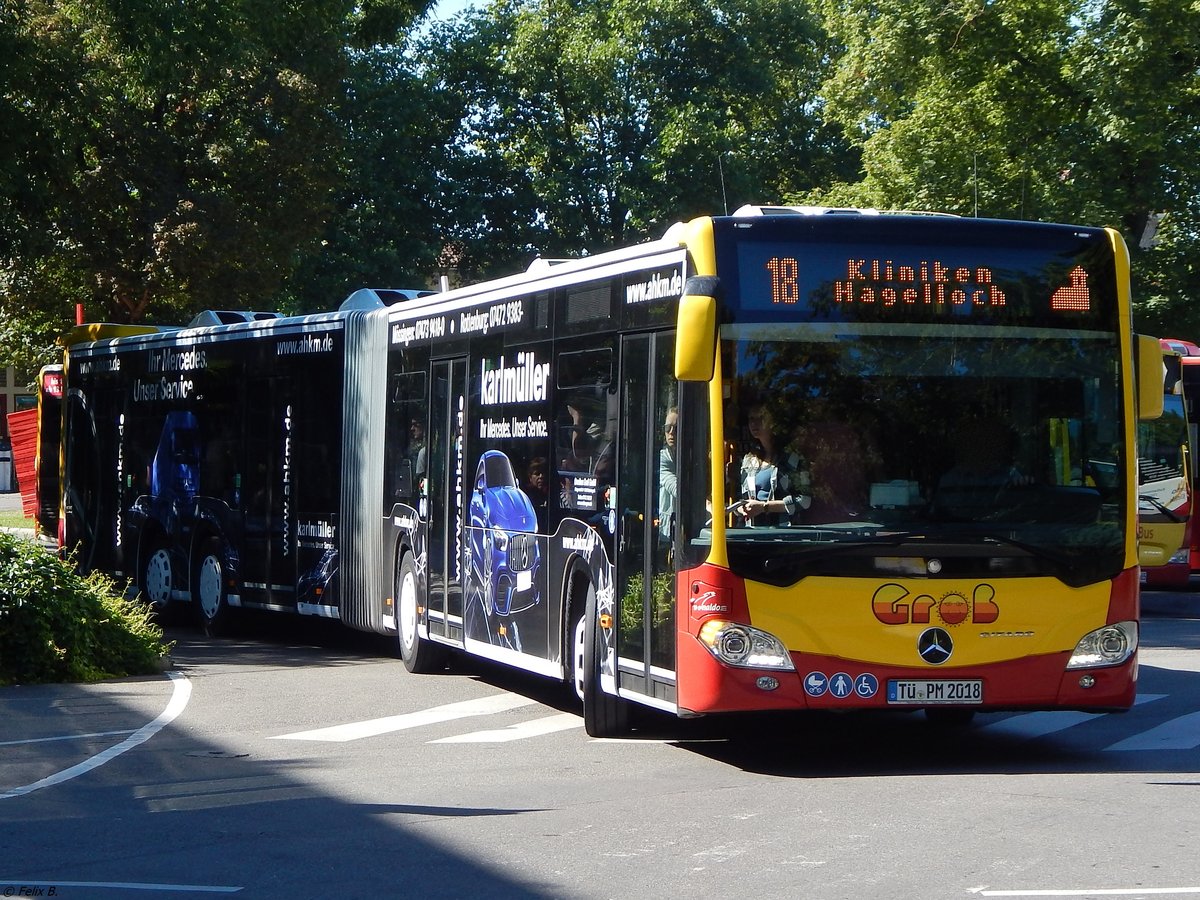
[[676, 277, 719, 382], [1137, 334, 1165, 421]]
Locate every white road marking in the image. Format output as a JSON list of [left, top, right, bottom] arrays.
[[0, 672, 191, 801], [429, 712, 582, 743], [271, 693, 538, 742], [0, 880, 240, 893], [977, 694, 1166, 741], [1105, 710, 1200, 751], [978, 711, 1101, 740], [972, 887, 1200, 896], [0, 729, 137, 747]]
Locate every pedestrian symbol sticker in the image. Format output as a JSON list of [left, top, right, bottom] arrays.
[[830, 672, 853, 698]]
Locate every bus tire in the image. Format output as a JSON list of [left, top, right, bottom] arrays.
[[194, 538, 233, 637], [141, 542, 174, 612], [572, 576, 629, 738], [396, 551, 445, 674]]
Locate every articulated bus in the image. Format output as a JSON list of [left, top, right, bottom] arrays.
[[58, 207, 1166, 736]]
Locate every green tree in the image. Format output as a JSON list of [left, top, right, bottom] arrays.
[[1065, 0, 1200, 337], [281, 46, 456, 310], [1, 0, 429, 372], [813, 0, 1200, 333], [420, 0, 857, 277]]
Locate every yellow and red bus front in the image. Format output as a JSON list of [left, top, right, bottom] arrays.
[[676, 562, 1138, 714], [669, 210, 1144, 717]]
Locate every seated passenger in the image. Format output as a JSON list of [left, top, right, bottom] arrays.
[[738, 403, 811, 526]]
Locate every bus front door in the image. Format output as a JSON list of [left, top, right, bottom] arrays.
[[427, 358, 467, 643], [616, 332, 678, 708]]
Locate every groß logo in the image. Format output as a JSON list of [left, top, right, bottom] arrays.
[[917, 627, 953, 665]]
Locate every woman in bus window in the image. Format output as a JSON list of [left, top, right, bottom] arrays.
[[738, 402, 811, 526]]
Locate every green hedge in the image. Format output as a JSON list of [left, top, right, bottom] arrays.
[[0, 533, 171, 685]]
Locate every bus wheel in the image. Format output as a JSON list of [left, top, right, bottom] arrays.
[[396, 552, 445, 674], [142, 544, 173, 611], [194, 538, 232, 637], [571, 610, 587, 703], [571, 577, 629, 738]]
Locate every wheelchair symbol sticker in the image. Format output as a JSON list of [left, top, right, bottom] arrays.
[[854, 673, 879, 698]]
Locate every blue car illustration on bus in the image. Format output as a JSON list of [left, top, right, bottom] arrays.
[[469, 450, 541, 618]]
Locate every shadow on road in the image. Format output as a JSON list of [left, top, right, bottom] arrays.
[[156, 595, 1200, 786]]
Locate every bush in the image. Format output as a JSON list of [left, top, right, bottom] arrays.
[[0, 532, 172, 685]]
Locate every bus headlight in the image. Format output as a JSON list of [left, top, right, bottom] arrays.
[[697, 620, 795, 671], [1066, 621, 1137, 669]]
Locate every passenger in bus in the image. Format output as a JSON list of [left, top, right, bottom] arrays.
[[562, 399, 593, 465], [524, 456, 549, 528], [657, 407, 678, 558], [409, 418, 427, 482], [566, 396, 616, 488], [738, 403, 811, 526], [592, 420, 615, 488], [559, 396, 607, 512]]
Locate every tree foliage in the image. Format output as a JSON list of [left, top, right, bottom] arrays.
[[4, 0, 1200, 365], [0, 0, 429, 362], [418, 0, 858, 278], [812, 0, 1200, 333], [280, 46, 459, 311]]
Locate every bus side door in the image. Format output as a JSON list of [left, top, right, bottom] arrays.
[[615, 331, 678, 706], [427, 358, 468, 643]]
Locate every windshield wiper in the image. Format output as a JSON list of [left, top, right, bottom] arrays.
[[1138, 494, 1186, 524]]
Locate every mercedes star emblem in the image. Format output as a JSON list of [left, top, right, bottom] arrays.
[[917, 627, 953, 665]]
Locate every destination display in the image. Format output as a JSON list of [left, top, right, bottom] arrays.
[[730, 225, 1118, 328]]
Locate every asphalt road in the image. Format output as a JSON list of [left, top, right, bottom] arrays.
[[2, 594, 1199, 899]]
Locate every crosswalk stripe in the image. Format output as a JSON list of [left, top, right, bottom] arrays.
[[270, 689, 1196, 747], [979, 710, 1101, 740], [271, 693, 538, 742], [428, 712, 583, 743], [1104, 710, 1200, 752], [978, 694, 1167, 741]]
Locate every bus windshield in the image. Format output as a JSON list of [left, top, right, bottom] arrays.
[[693, 324, 1126, 588]]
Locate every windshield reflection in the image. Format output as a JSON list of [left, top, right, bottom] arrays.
[[691, 327, 1127, 588]]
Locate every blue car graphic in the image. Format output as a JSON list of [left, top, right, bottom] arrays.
[[469, 450, 541, 616]]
